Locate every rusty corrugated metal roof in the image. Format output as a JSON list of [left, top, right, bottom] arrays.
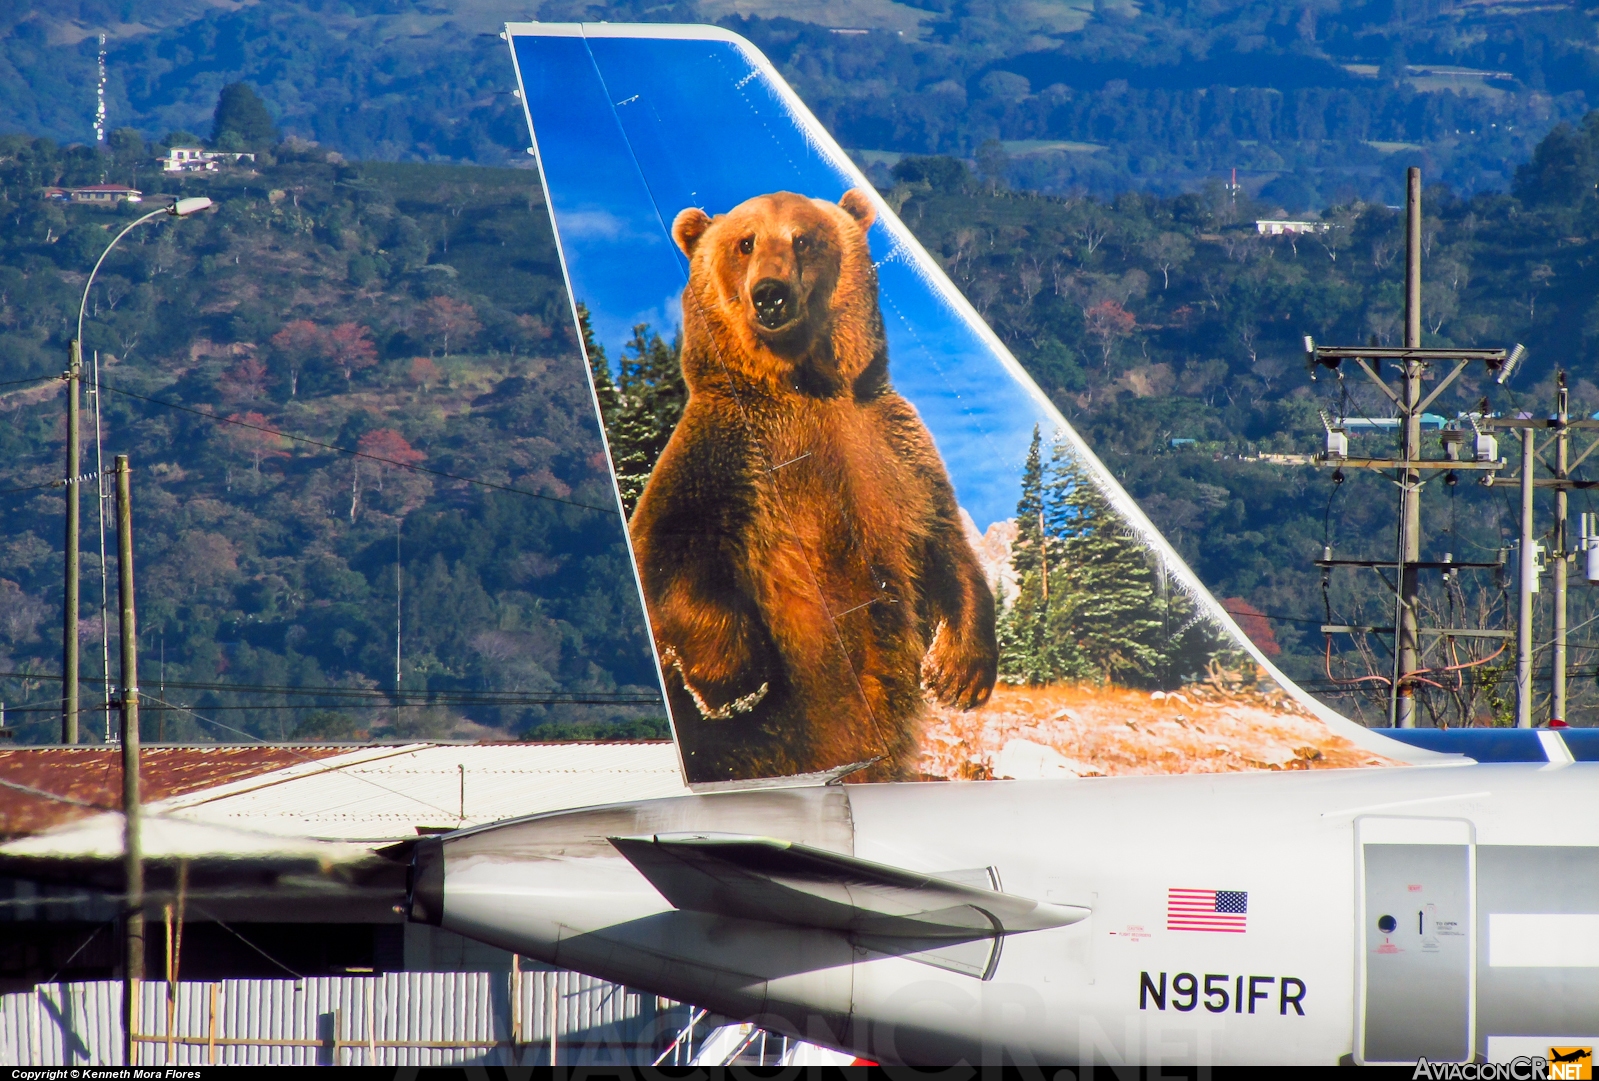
[[0, 745, 348, 839]]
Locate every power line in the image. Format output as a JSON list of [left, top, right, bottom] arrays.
[[91, 378, 618, 515], [0, 480, 63, 497], [0, 375, 61, 391], [0, 670, 659, 705]]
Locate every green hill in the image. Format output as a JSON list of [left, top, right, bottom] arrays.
[[4, 0, 1599, 201], [0, 139, 665, 743], [6, 104, 1599, 736]]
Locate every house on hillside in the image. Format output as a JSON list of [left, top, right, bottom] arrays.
[[163, 146, 256, 173], [42, 185, 144, 205], [1255, 219, 1329, 236]]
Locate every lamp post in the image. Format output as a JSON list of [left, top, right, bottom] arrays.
[[63, 197, 211, 745]]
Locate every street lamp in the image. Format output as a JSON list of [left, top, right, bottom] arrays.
[[62, 197, 212, 745]]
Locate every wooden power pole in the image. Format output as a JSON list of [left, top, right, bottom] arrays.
[[1307, 167, 1521, 727], [116, 453, 144, 1062], [1553, 374, 1570, 725], [1396, 166, 1424, 728]]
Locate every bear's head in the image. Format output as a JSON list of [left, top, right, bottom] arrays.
[[672, 189, 879, 394]]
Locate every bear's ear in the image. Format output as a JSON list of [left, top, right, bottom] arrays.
[[838, 188, 876, 233], [673, 207, 712, 256]]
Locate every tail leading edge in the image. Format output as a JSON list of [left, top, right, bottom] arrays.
[[503, 22, 1451, 781]]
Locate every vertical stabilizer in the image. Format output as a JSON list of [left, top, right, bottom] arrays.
[[505, 22, 1451, 781]]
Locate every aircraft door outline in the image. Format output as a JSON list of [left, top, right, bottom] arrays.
[[1354, 815, 1476, 1066]]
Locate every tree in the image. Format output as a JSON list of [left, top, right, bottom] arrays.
[[0, 578, 46, 644], [269, 320, 328, 396], [608, 323, 686, 515], [217, 355, 269, 403], [211, 83, 279, 150], [408, 356, 441, 390], [1222, 598, 1280, 657], [357, 428, 425, 492], [999, 436, 1221, 690], [563, 314, 688, 516], [417, 296, 480, 358], [1083, 299, 1136, 372], [1141, 232, 1193, 290], [577, 302, 618, 427], [223, 412, 290, 473], [997, 426, 1052, 685], [975, 138, 1009, 190], [1043, 452, 1166, 686], [327, 322, 378, 383]]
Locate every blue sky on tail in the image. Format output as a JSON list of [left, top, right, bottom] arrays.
[[511, 28, 1055, 531]]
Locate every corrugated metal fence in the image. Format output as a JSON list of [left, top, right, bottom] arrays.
[[0, 970, 684, 1066]]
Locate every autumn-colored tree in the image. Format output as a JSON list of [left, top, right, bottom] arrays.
[[510, 313, 550, 355], [358, 427, 425, 491], [328, 322, 378, 383], [1083, 299, 1136, 372], [217, 354, 269, 403], [223, 412, 291, 473], [416, 296, 480, 359], [269, 320, 328, 396], [1222, 598, 1281, 657], [408, 356, 441, 390]]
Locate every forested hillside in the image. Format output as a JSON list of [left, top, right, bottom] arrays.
[[0, 134, 666, 743], [7, 104, 1599, 737], [879, 144, 1599, 725], [4, 0, 1599, 202]]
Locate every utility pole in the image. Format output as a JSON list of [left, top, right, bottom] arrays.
[[1517, 430, 1535, 727], [1397, 166, 1424, 728], [115, 454, 144, 1062], [1553, 374, 1570, 725], [1306, 167, 1521, 728], [62, 342, 81, 745]]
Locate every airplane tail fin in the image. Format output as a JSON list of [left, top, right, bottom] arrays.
[[503, 22, 1452, 782]]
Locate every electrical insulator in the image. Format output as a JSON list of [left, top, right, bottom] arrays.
[[1583, 514, 1599, 585], [1474, 433, 1499, 463], [1441, 429, 1464, 461]]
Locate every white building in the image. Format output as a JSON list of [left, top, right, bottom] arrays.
[[1255, 219, 1330, 236], [162, 147, 256, 173]]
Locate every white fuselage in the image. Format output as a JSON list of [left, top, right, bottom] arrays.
[[424, 764, 1599, 1067]]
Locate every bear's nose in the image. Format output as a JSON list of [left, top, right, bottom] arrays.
[[751, 279, 794, 330]]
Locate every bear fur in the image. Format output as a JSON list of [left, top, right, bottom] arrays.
[[629, 188, 997, 782]]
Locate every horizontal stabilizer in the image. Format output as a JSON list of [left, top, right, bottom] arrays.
[[609, 832, 1088, 937]]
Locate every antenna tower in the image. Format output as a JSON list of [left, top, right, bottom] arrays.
[[95, 34, 107, 146]]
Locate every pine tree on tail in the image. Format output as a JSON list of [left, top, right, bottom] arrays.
[[610, 325, 686, 515], [1045, 441, 1223, 688], [575, 307, 687, 518], [1044, 447, 1165, 686], [997, 426, 1051, 685]]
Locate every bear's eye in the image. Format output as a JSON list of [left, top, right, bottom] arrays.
[[793, 235, 809, 252], [738, 236, 754, 255]]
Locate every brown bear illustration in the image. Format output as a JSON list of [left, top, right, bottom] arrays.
[[629, 188, 997, 783]]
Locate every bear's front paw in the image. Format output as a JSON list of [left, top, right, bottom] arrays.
[[921, 621, 998, 710], [661, 645, 770, 720]]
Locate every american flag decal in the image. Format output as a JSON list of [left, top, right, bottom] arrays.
[[1167, 888, 1248, 933]]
